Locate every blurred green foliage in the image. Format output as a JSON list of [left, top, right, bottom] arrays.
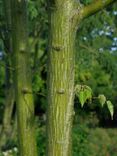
[[1, 116, 117, 156], [80, 0, 93, 5], [0, 0, 117, 155]]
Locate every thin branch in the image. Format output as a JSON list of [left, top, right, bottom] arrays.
[[81, 0, 116, 19], [79, 43, 98, 56]]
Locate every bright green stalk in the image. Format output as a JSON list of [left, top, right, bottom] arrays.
[[46, 1, 79, 156], [11, 0, 37, 155], [82, 0, 116, 19], [46, 0, 116, 156]]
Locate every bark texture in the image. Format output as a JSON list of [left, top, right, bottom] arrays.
[[11, 0, 37, 156], [46, 0, 116, 156], [47, 1, 81, 156]]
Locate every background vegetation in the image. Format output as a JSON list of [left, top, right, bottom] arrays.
[[0, 0, 117, 155]]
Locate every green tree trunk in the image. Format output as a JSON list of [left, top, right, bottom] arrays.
[[47, 1, 78, 156], [11, 0, 37, 156], [47, 0, 115, 156]]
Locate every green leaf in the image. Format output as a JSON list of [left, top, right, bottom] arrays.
[[84, 86, 92, 100], [75, 85, 92, 107], [107, 100, 114, 120], [98, 94, 106, 107], [79, 91, 85, 107]]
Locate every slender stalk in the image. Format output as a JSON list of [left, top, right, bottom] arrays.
[[46, 1, 78, 156], [11, 0, 37, 155], [82, 0, 116, 19], [46, 0, 117, 156]]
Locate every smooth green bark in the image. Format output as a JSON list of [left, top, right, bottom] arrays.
[[47, 0, 116, 156], [47, 1, 80, 156], [11, 0, 37, 156]]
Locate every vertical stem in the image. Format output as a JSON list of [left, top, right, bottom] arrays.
[[47, 1, 77, 156], [46, 0, 116, 155], [11, 0, 37, 155]]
